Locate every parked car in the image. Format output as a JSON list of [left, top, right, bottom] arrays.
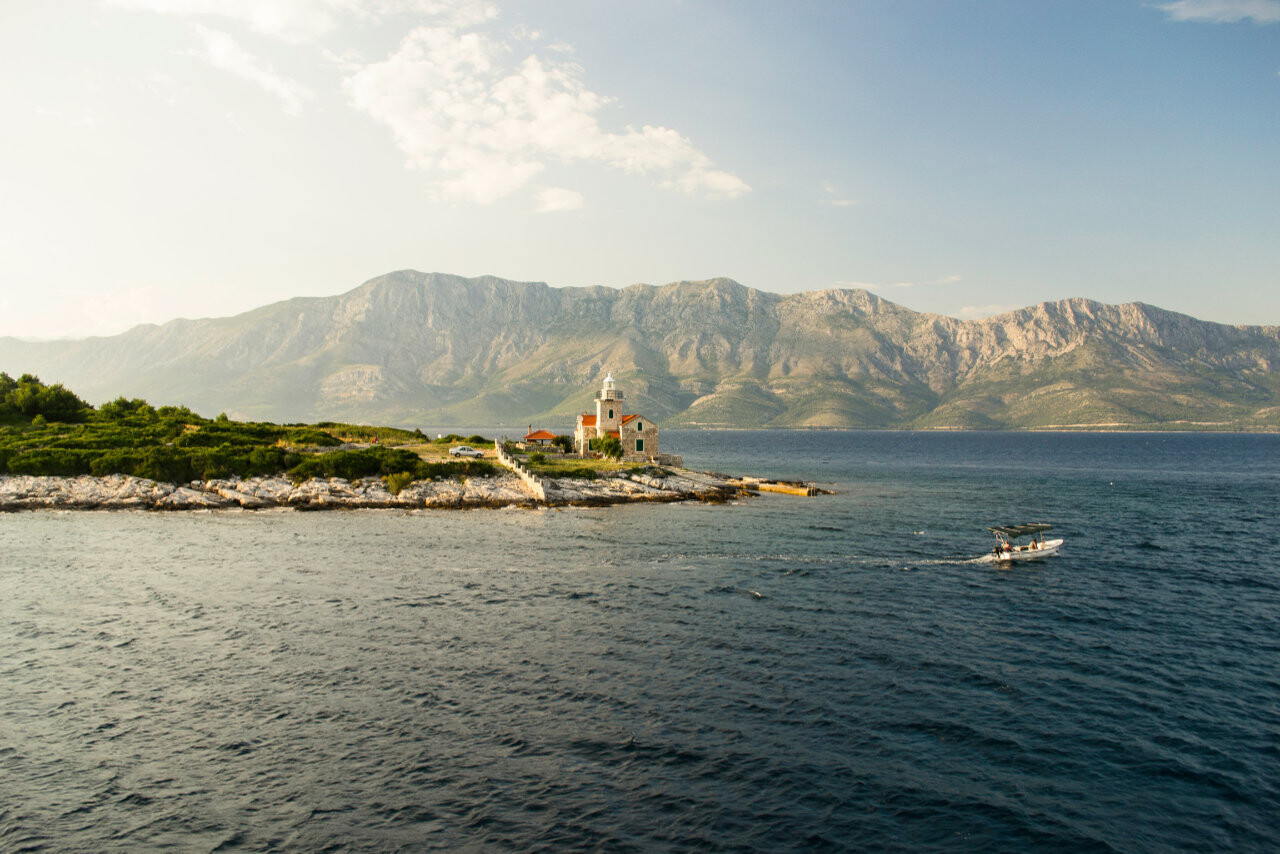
[[449, 445, 484, 458]]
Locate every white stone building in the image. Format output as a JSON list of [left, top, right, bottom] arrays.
[[574, 373, 661, 461]]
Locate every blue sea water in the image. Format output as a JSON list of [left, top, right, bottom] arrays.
[[2, 430, 1278, 851]]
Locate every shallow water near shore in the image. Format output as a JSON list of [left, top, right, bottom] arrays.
[[3, 430, 1279, 851]]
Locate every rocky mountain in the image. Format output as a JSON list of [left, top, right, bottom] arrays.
[[3, 271, 1278, 430]]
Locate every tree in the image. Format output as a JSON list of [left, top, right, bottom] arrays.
[[99, 397, 156, 421], [590, 435, 623, 459], [2, 374, 89, 422]]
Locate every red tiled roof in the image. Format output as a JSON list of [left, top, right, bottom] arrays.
[[523, 429, 556, 441], [580, 415, 597, 427], [620, 414, 641, 424], [606, 430, 620, 438]]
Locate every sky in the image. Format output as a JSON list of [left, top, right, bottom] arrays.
[[1, 0, 1278, 340]]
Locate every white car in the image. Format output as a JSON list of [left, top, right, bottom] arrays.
[[449, 445, 484, 458]]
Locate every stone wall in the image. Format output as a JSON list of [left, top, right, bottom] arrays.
[[494, 442, 549, 502]]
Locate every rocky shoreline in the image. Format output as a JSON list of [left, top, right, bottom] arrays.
[[0, 468, 746, 512]]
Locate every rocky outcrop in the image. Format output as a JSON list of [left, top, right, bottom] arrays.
[[3, 271, 1277, 429], [0, 470, 744, 512]]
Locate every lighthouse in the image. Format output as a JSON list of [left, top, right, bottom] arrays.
[[574, 372, 660, 460]]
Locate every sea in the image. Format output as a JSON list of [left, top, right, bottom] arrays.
[[2, 430, 1278, 852]]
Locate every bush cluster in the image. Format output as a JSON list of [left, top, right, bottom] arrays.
[[0, 373, 89, 423], [432, 433, 494, 447], [287, 447, 497, 483], [0, 375, 498, 486], [589, 435, 624, 459]]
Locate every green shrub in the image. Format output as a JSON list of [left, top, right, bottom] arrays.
[[383, 471, 416, 495], [283, 427, 340, 447], [550, 465, 599, 479], [287, 446, 425, 483], [1, 374, 90, 423], [590, 435, 623, 459], [131, 447, 194, 484], [99, 397, 156, 421], [88, 450, 145, 477], [7, 448, 92, 476]]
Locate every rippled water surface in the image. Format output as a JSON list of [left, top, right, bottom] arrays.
[[3, 431, 1278, 851]]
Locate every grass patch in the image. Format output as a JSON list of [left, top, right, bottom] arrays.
[[518, 454, 649, 480]]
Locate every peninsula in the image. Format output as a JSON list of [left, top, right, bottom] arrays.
[[0, 373, 765, 512]]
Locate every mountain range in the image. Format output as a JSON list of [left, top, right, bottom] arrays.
[[3, 271, 1278, 431]]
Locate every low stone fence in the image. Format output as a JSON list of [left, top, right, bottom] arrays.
[[494, 441, 549, 502]]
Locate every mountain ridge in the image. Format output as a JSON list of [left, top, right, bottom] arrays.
[[3, 271, 1277, 430]]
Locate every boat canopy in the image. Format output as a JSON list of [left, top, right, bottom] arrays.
[[988, 523, 1053, 538]]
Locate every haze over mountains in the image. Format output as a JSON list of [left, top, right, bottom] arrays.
[[2, 271, 1278, 431]]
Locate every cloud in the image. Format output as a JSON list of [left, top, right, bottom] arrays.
[[107, 0, 350, 41], [108, 0, 748, 203], [106, 0, 498, 41], [535, 186, 584, 212], [821, 181, 857, 207], [189, 25, 316, 115], [343, 24, 750, 204], [1157, 0, 1280, 23]]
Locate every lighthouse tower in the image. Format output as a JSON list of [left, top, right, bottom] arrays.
[[595, 372, 624, 434], [574, 371, 663, 460]]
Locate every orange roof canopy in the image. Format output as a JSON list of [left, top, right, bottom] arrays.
[[523, 429, 556, 441]]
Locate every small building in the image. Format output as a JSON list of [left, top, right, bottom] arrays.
[[574, 373, 660, 461], [522, 429, 557, 448]]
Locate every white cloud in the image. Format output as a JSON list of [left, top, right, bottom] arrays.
[[189, 25, 316, 115], [107, 0, 349, 41], [535, 186, 584, 212], [1157, 0, 1280, 23], [821, 181, 858, 207], [343, 24, 750, 204], [108, 0, 748, 204], [106, 0, 498, 41]]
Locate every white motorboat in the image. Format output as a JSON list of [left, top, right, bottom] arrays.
[[985, 523, 1063, 563]]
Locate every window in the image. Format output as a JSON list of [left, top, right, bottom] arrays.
[[635, 438, 644, 452], [608, 408, 614, 419], [636, 422, 643, 430]]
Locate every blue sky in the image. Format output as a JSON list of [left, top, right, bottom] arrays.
[[1, 0, 1277, 338]]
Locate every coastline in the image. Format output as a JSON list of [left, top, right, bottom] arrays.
[[0, 469, 748, 512]]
